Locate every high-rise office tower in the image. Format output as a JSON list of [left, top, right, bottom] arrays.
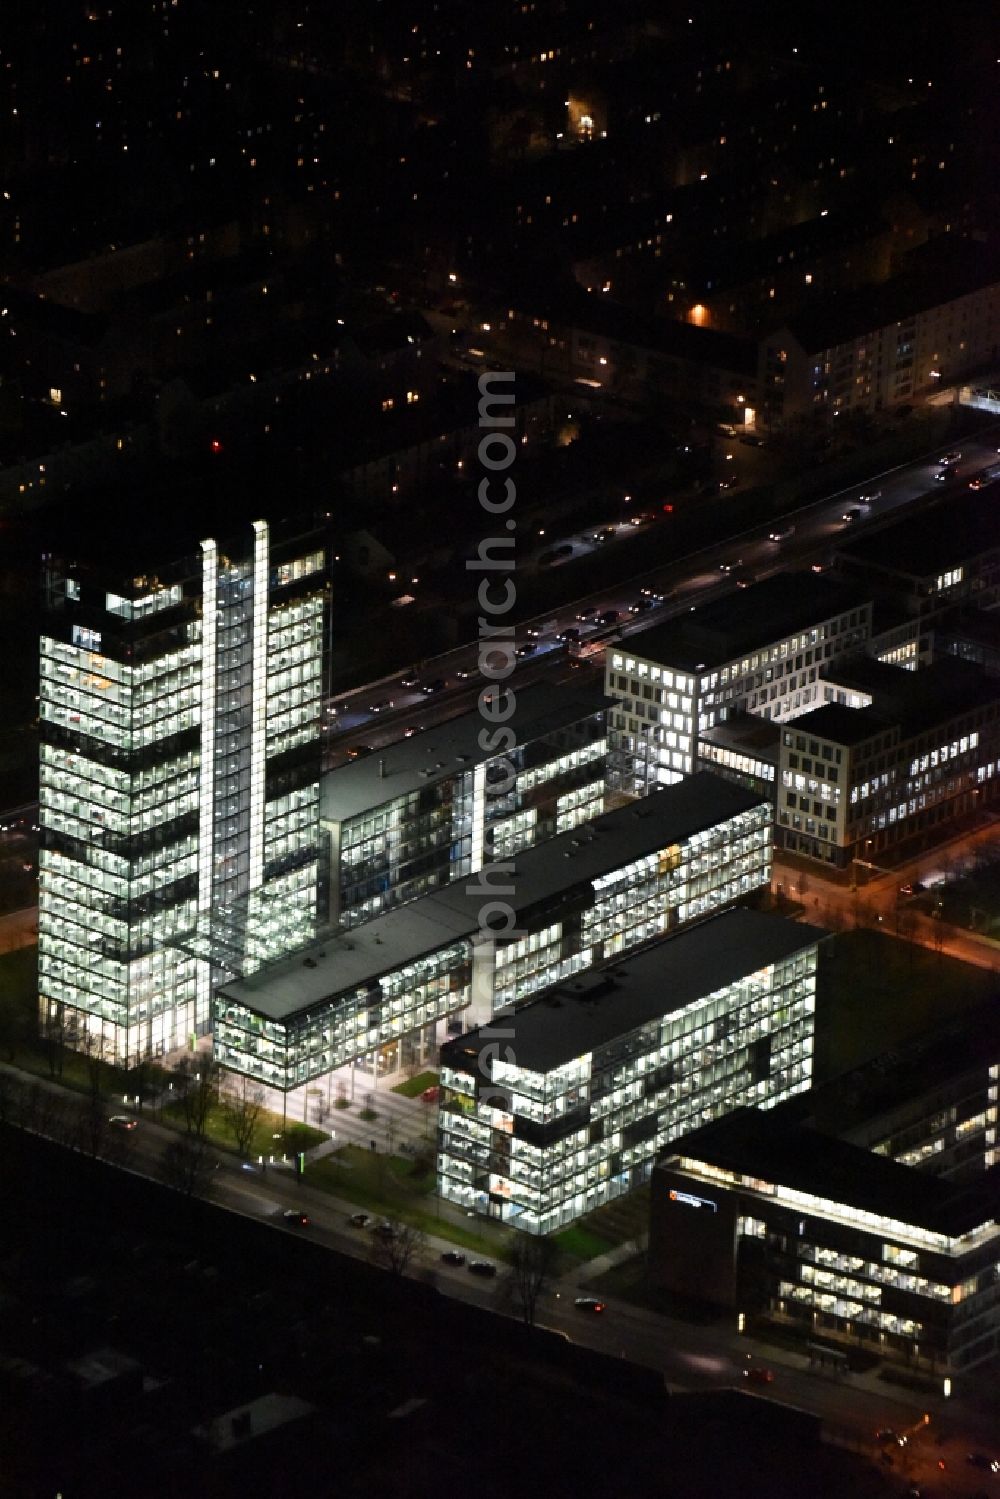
[[38, 517, 326, 1066]]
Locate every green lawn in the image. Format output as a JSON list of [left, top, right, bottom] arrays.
[[553, 1223, 613, 1263], [305, 1144, 511, 1258], [390, 1070, 439, 1098], [160, 1097, 326, 1159], [815, 928, 995, 1078]]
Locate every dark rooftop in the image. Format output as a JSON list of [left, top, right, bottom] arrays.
[[443, 910, 824, 1075], [622, 572, 870, 671], [783, 703, 885, 748], [219, 772, 768, 1022], [836, 488, 1000, 582], [662, 1107, 997, 1238], [804, 656, 1000, 739], [786, 240, 1000, 354], [321, 682, 610, 823]]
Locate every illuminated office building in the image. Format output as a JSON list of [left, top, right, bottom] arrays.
[[214, 772, 771, 1094], [437, 909, 822, 1233], [653, 1107, 1000, 1374], [38, 520, 326, 1065], [323, 683, 609, 928], [605, 573, 872, 796]]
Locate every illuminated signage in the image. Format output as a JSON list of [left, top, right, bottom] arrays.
[[669, 1189, 717, 1213]]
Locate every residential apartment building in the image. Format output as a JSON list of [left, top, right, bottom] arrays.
[[322, 683, 609, 928], [38, 519, 326, 1065], [214, 773, 772, 1095], [604, 573, 872, 796], [437, 909, 823, 1234], [776, 657, 1000, 865], [653, 1107, 1000, 1375], [759, 243, 1000, 427]]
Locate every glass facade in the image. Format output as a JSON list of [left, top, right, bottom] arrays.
[[37, 524, 326, 1065], [214, 787, 773, 1093], [438, 939, 816, 1234], [330, 713, 608, 927]]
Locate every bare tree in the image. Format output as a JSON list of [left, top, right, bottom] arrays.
[[174, 1055, 219, 1142], [80, 1031, 109, 1159], [160, 1136, 216, 1198], [40, 1005, 68, 1081], [220, 1074, 265, 1158], [370, 1219, 426, 1276], [507, 1232, 559, 1326]]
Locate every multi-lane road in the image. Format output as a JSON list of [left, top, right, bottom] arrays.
[[323, 425, 1000, 759]]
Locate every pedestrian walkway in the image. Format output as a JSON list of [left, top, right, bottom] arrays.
[[564, 1240, 637, 1285]]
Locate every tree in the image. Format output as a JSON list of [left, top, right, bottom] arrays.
[[174, 1055, 219, 1142], [220, 1074, 265, 1158], [507, 1231, 559, 1326], [80, 1031, 109, 1159], [160, 1137, 217, 1199], [370, 1219, 426, 1276]]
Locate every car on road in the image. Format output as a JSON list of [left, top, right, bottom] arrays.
[[857, 490, 881, 505], [935, 464, 957, 483], [403, 724, 423, 738], [573, 1297, 606, 1313], [743, 1366, 774, 1384], [282, 1210, 310, 1227], [939, 450, 961, 466], [875, 1429, 905, 1447], [400, 671, 421, 689], [842, 507, 865, 524], [421, 678, 447, 695], [590, 526, 617, 545], [108, 1115, 138, 1131], [733, 568, 755, 590], [468, 1260, 497, 1277], [368, 698, 394, 714], [740, 433, 764, 447], [345, 745, 373, 760], [629, 511, 657, 526], [898, 881, 925, 896], [769, 526, 795, 542], [718, 559, 742, 574], [454, 666, 473, 679], [968, 471, 990, 490], [539, 543, 574, 567], [966, 1453, 1000, 1473], [349, 1212, 372, 1228], [441, 1250, 466, 1266], [597, 609, 621, 627], [640, 586, 666, 601], [374, 1220, 396, 1240], [628, 597, 656, 613], [559, 626, 581, 644], [576, 606, 600, 623], [515, 642, 537, 658], [718, 470, 739, 490]]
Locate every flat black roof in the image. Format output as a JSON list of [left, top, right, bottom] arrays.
[[444, 910, 823, 1076], [786, 241, 1000, 355], [836, 489, 1000, 583], [321, 682, 609, 824], [661, 1107, 997, 1238], [623, 573, 870, 672], [800, 657, 1000, 741], [219, 772, 769, 1022]]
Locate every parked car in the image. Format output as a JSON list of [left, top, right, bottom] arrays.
[[574, 1297, 606, 1313], [441, 1250, 466, 1266], [468, 1260, 497, 1277], [108, 1115, 138, 1131], [349, 1212, 372, 1228]]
